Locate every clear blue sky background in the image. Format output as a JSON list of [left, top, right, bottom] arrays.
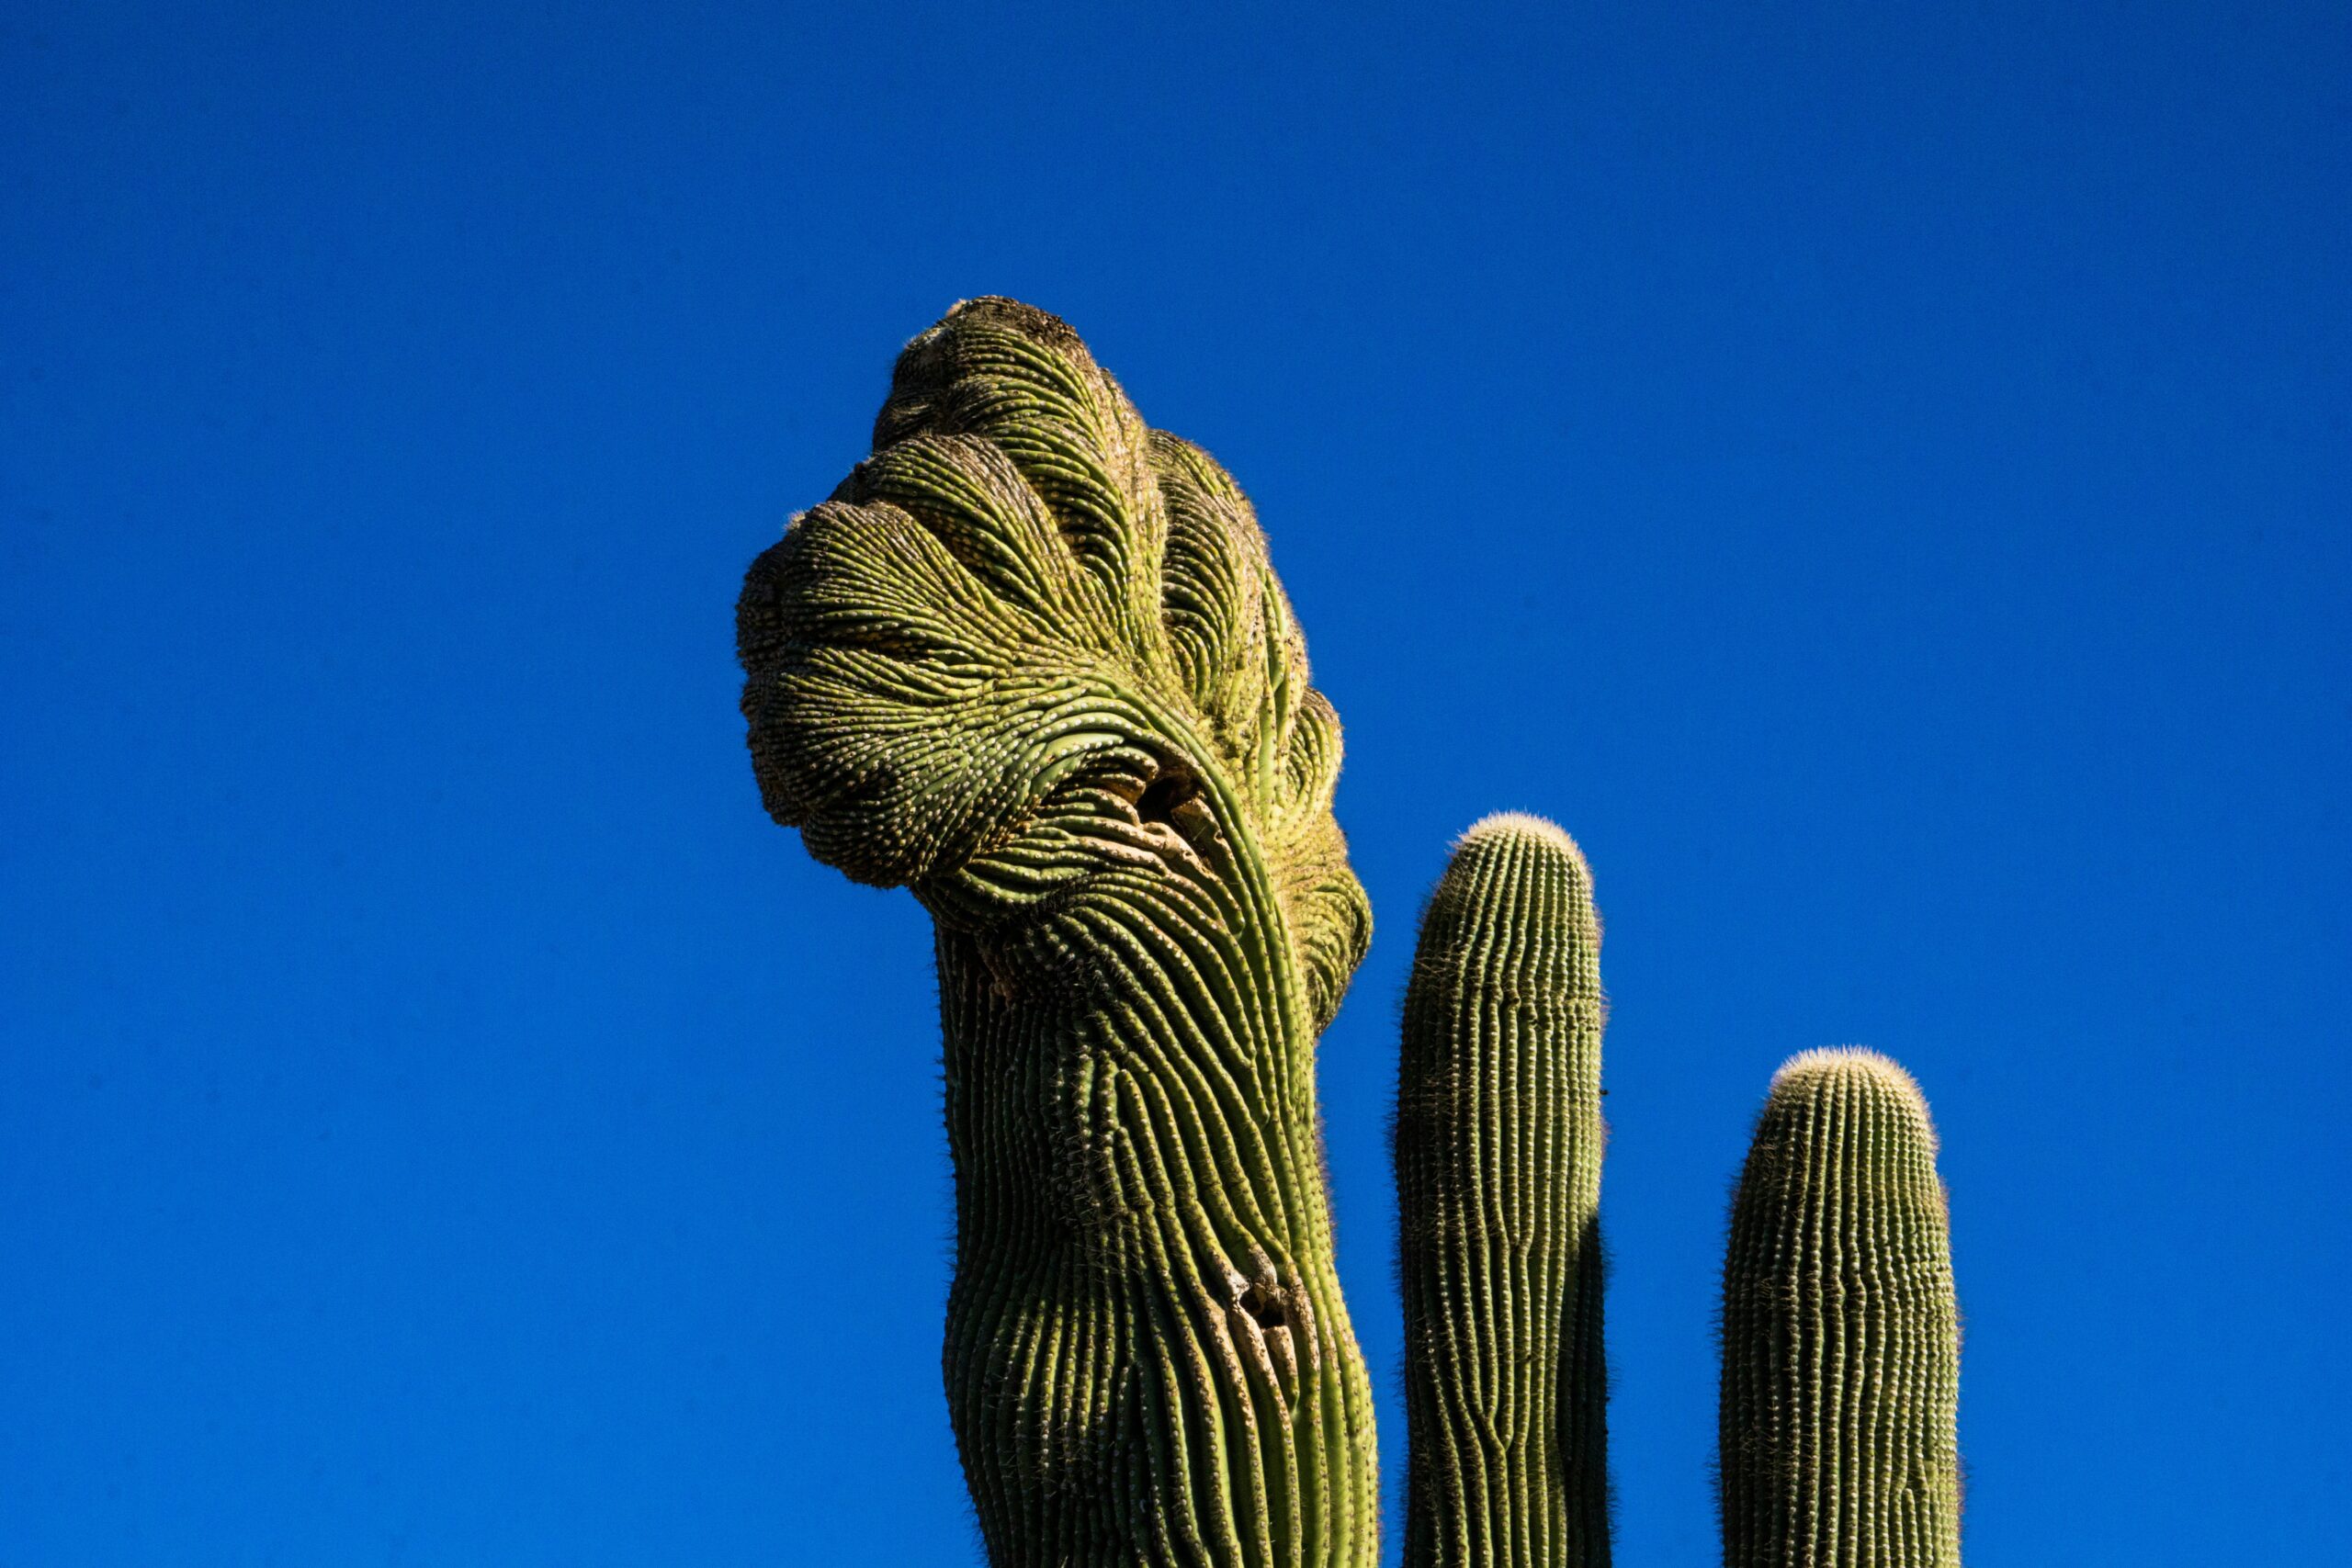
[[6, 4, 2346, 1562]]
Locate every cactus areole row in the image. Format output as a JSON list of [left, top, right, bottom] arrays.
[[737, 299, 1962, 1566]]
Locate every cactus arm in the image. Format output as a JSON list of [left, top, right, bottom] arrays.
[[738, 299, 1376, 1565], [1718, 1049, 1962, 1567], [1395, 815, 1613, 1566]]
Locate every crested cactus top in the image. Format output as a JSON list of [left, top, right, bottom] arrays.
[[738, 296, 1369, 1028]]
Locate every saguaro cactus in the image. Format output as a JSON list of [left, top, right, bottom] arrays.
[[738, 299, 1377, 1565], [1718, 1049, 1962, 1567], [1396, 815, 1612, 1567], [740, 300, 1964, 1568]]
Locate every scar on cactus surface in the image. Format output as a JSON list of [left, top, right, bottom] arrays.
[[738, 299, 1963, 1568]]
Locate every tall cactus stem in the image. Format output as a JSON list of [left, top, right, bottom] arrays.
[[1718, 1048, 1962, 1568], [1396, 814, 1612, 1567]]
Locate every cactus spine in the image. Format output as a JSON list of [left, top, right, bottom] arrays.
[[1396, 815, 1611, 1567], [738, 299, 1376, 1564], [1718, 1049, 1962, 1567]]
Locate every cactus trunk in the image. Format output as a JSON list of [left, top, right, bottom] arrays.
[[1718, 1049, 1962, 1567], [1396, 815, 1612, 1567], [928, 764, 1375, 1565]]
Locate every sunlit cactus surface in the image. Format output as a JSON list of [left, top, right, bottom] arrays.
[[1396, 815, 1612, 1568], [1719, 1049, 1962, 1568], [740, 300, 1963, 1568], [739, 298, 1376, 1565]]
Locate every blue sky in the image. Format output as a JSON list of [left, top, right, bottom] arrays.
[[5, 3, 2346, 1562]]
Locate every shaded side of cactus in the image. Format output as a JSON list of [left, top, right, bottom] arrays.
[[738, 299, 1377, 1564], [1718, 1049, 1961, 1568], [1396, 815, 1611, 1567]]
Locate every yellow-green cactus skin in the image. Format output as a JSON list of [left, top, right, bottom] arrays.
[[1718, 1049, 1962, 1567], [737, 299, 1376, 1565], [1396, 815, 1612, 1567], [740, 299, 1968, 1568]]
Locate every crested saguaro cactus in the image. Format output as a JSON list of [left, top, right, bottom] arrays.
[[1718, 1050, 1962, 1567], [1396, 816, 1611, 1567], [738, 299, 1377, 1564], [740, 299, 1963, 1568]]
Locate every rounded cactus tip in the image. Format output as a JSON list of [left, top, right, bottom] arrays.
[[1768, 1046, 1937, 1134], [1455, 810, 1589, 866]]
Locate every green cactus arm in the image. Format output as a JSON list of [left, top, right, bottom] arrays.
[[1718, 1049, 1962, 1568], [1396, 814, 1612, 1567], [737, 299, 1377, 1566]]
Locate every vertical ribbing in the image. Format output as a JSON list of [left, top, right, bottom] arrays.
[[1718, 1049, 1961, 1568], [1396, 814, 1611, 1568]]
